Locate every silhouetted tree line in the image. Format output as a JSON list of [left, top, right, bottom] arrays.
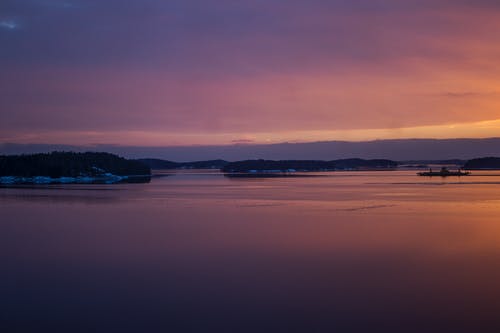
[[136, 158, 228, 169], [223, 160, 335, 172], [464, 157, 500, 169], [222, 159, 398, 172], [333, 158, 398, 170], [0, 152, 151, 177]]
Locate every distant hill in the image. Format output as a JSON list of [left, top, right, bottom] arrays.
[[0, 152, 151, 178], [333, 158, 398, 170], [222, 159, 397, 173], [4, 138, 500, 161], [398, 159, 467, 166], [136, 158, 179, 169], [137, 158, 228, 169], [464, 157, 500, 170]]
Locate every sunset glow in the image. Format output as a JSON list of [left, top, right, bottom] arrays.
[[2, 1, 500, 145], [2, 118, 500, 147]]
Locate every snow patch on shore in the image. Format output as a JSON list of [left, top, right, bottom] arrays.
[[0, 174, 128, 185]]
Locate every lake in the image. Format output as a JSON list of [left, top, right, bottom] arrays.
[[2, 170, 500, 332]]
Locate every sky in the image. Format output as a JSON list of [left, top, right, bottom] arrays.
[[2, 0, 500, 146]]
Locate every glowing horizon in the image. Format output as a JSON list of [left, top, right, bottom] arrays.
[[2, 1, 500, 146], [3, 118, 500, 147]]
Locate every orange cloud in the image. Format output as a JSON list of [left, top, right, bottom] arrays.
[[2, 1, 500, 145]]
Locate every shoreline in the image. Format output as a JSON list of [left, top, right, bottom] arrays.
[[0, 174, 151, 185]]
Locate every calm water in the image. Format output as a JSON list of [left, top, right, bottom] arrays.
[[2, 170, 500, 332]]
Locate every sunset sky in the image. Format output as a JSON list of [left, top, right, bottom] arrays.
[[2, 0, 500, 146]]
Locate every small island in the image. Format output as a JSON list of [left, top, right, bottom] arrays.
[[463, 157, 500, 170], [221, 158, 397, 175], [0, 152, 151, 184]]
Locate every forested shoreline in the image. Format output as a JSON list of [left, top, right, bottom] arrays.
[[0, 152, 150, 178]]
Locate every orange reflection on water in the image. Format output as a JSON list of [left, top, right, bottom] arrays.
[[2, 171, 500, 331]]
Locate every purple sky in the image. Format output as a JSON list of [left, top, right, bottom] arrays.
[[2, 0, 500, 146]]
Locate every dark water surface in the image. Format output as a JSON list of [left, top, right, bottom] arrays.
[[2, 170, 500, 332]]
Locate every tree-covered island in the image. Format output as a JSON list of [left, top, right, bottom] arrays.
[[464, 157, 500, 169], [222, 158, 398, 173], [0, 152, 151, 184]]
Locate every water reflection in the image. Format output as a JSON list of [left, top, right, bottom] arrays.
[[2, 171, 500, 332]]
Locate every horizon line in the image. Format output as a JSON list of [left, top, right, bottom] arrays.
[[3, 136, 500, 149]]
